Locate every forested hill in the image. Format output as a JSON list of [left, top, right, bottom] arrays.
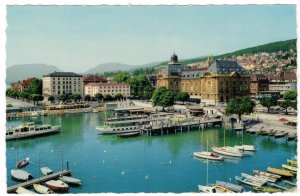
[[158, 39, 297, 66]]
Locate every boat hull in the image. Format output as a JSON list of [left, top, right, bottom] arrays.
[[11, 169, 33, 181], [193, 151, 223, 161], [45, 180, 69, 192], [6, 126, 61, 140], [59, 176, 82, 186], [267, 167, 294, 177], [212, 147, 243, 157]]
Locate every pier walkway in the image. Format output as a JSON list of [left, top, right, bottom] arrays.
[[7, 169, 71, 193]]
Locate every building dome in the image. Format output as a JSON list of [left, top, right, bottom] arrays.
[[171, 53, 178, 62]]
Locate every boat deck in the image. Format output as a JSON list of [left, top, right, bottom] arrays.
[[7, 169, 71, 193]]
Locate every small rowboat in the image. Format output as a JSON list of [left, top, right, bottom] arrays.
[[16, 186, 36, 194], [117, 131, 140, 138], [59, 176, 82, 186], [253, 186, 282, 193], [33, 183, 53, 194], [253, 170, 281, 179], [267, 167, 294, 177], [198, 185, 234, 193], [17, 157, 30, 168], [215, 180, 244, 193], [274, 132, 285, 138], [235, 176, 264, 187], [11, 169, 33, 181], [45, 180, 69, 192], [234, 145, 256, 151], [193, 151, 223, 161], [211, 146, 243, 157], [287, 159, 297, 167], [254, 174, 277, 183], [282, 164, 297, 172], [41, 167, 53, 175], [241, 173, 267, 184]]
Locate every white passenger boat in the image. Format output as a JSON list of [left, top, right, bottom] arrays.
[[211, 146, 243, 157], [16, 186, 36, 194], [234, 145, 256, 151], [235, 176, 264, 187], [11, 169, 33, 181], [45, 180, 69, 192], [59, 176, 82, 186], [33, 183, 53, 194], [193, 151, 223, 161], [6, 122, 61, 140], [241, 173, 268, 184], [41, 167, 53, 175]]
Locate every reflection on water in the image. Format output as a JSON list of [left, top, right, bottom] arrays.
[[6, 113, 297, 193]]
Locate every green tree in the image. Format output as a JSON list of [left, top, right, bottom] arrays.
[[48, 96, 55, 104], [95, 93, 104, 103], [259, 97, 278, 113], [58, 94, 68, 103], [104, 94, 113, 101], [280, 100, 292, 115], [114, 93, 124, 100], [152, 87, 175, 111], [84, 95, 91, 102], [128, 75, 154, 99], [27, 78, 42, 95], [280, 90, 297, 115], [225, 96, 256, 121], [283, 90, 297, 101], [72, 94, 82, 102], [175, 92, 190, 104], [113, 72, 130, 83]]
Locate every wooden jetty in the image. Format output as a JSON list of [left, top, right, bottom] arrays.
[[7, 169, 71, 193]]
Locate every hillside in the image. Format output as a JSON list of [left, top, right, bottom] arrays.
[[84, 62, 138, 74], [6, 64, 62, 84], [157, 39, 297, 66]]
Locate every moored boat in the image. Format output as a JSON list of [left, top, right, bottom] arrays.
[[235, 176, 264, 187], [33, 183, 53, 194], [16, 186, 36, 194], [215, 180, 244, 193], [117, 131, 140, 138], [211, 146, 243, 157], [198, 185, 234, 193], [282, 164, 297, 172], [241, 173, 268, 184], [287, 159, 297, 167], [40, 167, 53, 175], [253, 170, 281, 179], [193, 151, 223, 161], [274, 132, 285, 138], [234, 145, 256, 151], [253, 186, 282, 193], [267, 167, 294, 177], [16, 157, 30, 168], [254, 174, 277, 183], [11, 169, 33, 181], [45, 180, 69, 192], [59, 176, 82, 186]]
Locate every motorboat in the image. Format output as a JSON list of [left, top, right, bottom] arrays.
[[235, 176, 264, 187], [16, 157, 30, 168], [234, 145, 256, 151], [252, 170, 281, 179], [241, 173, 268, 184], [41, 167, 53, 175], [11, 169, 33, 181], [45, 180, 69, 192], [215, 180, 244, 193], [211, 146, 243, 157], [16, 186, 36, 194], [267, 167, 294, 177], [6, 122, 61, 140], [33, 183, 53, 194], [193, 151, 223, 161], [59, 176, 82, 186]]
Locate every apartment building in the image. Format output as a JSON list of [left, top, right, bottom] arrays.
[[84, 83, 130, 97]]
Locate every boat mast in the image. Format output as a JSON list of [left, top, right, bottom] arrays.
[[206, 139, 208, 186]]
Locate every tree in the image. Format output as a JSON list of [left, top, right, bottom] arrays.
[[283, 90, 297, 101], [84, 95, 91, 102], [175, 92, 190, 104], [104, 94, 113, 101], [113, 72, 130, 83], [27, 78, 42, 95], [58, 94, 68, 103], [280, 100, 292, 115], [114, 93, 123, 100], [72, 94, 82, 102], [225, 96, 256, 121], [95, 93, 104, 103], [280, 90, 297, 115], [259, 97, 277, 113], [152, 87, 175, 111], [48, 96, 55, 104], [128, 75, 154, 99]]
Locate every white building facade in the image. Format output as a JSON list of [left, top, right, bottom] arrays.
[[84, 83, 130, 97]]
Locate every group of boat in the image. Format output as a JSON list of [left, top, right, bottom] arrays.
[[246, 126, 297, 141]]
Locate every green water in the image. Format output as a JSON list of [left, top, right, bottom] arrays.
[[6, 113, 297, 193]]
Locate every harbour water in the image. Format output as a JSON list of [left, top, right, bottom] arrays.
[[6, 113, 297, 193]]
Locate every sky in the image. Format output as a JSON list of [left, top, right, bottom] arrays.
[[6, 5, 296, 73]]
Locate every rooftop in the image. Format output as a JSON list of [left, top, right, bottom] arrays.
[[43, 71, 82, 77], [208, 60, 249, 74], [85, 82, 129, 87]]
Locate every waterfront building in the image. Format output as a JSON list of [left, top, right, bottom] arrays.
[[83, 74, 107, 85], [250, 74, 269, 97], [42, 72, 83, 98], [84, 82, 130, 97], [157, 54, 250, 105], [11, 77, 34, 92], [268, 71, 297, 95]]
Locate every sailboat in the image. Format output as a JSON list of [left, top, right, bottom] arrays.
[[211, 116, 243, 157], [234, 130, 256, 151], [15, 136, 29, 168], [193, 124, 223, 161]]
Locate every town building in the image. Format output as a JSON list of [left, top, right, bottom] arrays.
[[83, 74, 107, 85], [84, 82, 130, 97], [11, 77, 34, 92], [268, 71, 297, 95], [42, 72, 83, 97], [250, 74, 269, 97], [157, 54, 250, 105]]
